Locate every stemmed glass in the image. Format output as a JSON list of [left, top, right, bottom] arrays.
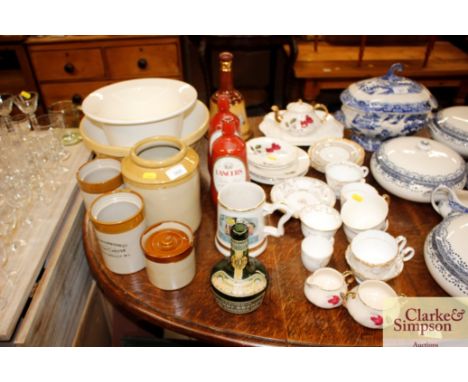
[[0, 93, 14, 129], [48, 100, 83, 146], [14, 91, 39, 127], [35, 114, 71, 164]]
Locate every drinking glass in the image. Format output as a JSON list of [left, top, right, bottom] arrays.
[[35, 114, 71, 164], [14, 91, 39, 127], [48, 100, 83, 145], [0, 93, 14, 129]]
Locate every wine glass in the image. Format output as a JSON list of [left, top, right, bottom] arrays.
[[14, 91, 39, 127], [48, 100, 83, 146], [0, 93, 14, 129]]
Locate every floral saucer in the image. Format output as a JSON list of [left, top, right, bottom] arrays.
[[308, 138, 365, 173], [259, 110, 344, 147], [247, 137, 296, 170], [249, 146, 309, 186], [270, 176, 336, 218]]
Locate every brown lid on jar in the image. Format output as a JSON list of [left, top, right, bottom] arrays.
[[141, 222, 193, 264]]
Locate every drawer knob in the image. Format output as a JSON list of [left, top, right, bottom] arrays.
[[64, 63, 75, 74], [72, 94, 83, 105], [137, 58, 148, 70]]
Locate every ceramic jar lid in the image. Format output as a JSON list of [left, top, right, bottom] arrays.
[[435, 106, 468, 140], [340, 63, 437, 114], [121, 136, 199, 187], [373, 137, 466, 188], [141, 222, 193, 264]]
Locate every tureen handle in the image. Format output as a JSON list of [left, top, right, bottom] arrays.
[[383, 63, 404, 80]]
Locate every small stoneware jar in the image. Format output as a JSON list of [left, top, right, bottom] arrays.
[[89, 190, 146, 274], [76, 158, 123, 209], [140, 221, 195, 290], [121, 136, 201, 231]]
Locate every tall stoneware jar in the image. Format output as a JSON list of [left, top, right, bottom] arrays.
[[121, 136, 201, 232]]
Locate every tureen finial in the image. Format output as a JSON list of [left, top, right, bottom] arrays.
[[384, 63, 404, 80]]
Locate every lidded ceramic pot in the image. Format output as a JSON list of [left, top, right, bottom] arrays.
[[371, 137, 466, 202], [140, 221, 196, 290], [340, 63, 437, 151], [121, 136, 201, 231]]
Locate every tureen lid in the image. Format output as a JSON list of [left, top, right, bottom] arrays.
[[434, 106, 468, 140], [340, 63, 437, 113], [374, 137, 466, 188]]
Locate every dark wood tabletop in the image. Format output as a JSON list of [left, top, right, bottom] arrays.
[[82, 119, 447, 346]]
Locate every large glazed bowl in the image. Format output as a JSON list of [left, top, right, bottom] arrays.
[[371, 137, 466, 202], [340, 63, 437, 151], [82, 78, 197, 146], [424, 214, 468, 297], [80, 100, 209, 159], [429, 106, 468, 158]]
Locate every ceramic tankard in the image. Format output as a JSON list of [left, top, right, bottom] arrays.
[[216, 181, 293, 257]]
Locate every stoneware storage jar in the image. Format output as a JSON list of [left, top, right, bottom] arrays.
[[89, 190, 147, 274], [76, 158, 123, 209], [140, 221, 196, 291], [121, 136, 201, 231]]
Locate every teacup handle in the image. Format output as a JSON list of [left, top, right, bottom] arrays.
[[383, 219, 389, 232], [360, 166, 369, 177], [401, 247, 415, 262], [262, 202, 293, 238], [382, 194, 391, 207], [313, 103, 329, 123], [341, 290, 356, 308], [342, 270, 355, 285], [395, 235, 407, 252]]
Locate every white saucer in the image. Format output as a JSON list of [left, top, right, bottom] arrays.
[[248, 146, 310, 185], [247, 136, 296, 170], [80, 100, 209, 158], [270, 176, 336, 218], [259, 110, 344, 147], [308, 138, 365, 173]]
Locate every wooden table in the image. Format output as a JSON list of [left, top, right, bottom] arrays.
[[294, 40, 468, 104], [83, 118, 448, 346]]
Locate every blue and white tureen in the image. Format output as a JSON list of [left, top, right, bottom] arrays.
[[429, 106, 468, 158], [340, 63, 437, 151], [424, 214, 468, 297], [371, 137, 466, 202]]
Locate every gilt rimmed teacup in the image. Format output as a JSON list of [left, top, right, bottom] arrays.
[[347, 230, 415, 282], [325, 161, 369, 197]]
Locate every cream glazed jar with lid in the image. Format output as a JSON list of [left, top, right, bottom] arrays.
[[121, 136, 201, 232]]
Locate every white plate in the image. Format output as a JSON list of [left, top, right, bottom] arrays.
[[308, 138, 365, 173], [424, 214, 468, 297], [270, 176, 336, 218], [247, 137, 296, 169], [248, 146, 309, 186], [259, 110, 344, 146], [80, 100, 209, 158]]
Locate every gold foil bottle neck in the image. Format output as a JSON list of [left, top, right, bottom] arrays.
[[220, 51, 233, 72]]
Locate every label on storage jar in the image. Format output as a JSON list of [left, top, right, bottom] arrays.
[[213, 156, 247, 192]]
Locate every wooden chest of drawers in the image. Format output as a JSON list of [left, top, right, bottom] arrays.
[[26, 35, 183, 108]]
